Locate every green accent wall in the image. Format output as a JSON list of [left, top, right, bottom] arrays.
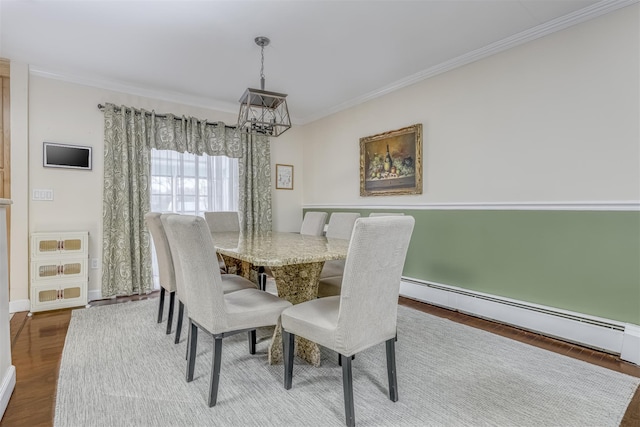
[[304, 208, 640, 325]]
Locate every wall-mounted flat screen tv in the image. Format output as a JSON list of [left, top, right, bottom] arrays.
[[43, 142, 92, 170]]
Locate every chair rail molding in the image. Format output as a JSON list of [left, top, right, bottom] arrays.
[[303, 201, 640, 212]]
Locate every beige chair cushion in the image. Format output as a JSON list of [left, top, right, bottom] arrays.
[[281, 296, 340, 349], [225, 288, 292, 331], [221, 274, 258, 293]]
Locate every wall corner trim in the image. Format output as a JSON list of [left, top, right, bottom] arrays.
[[0, 365, 16, 420]]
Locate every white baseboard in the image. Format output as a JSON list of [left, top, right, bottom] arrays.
[[8, 299, 30, 314], [0, 365, 16, 420], [87, 289, 102, 302], [400, 278, 639, 365]]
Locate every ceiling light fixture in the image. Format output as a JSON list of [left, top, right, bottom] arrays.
[[237, 36, 291, 137]]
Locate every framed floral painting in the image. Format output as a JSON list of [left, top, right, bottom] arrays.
[[360, 124, 423, 196]]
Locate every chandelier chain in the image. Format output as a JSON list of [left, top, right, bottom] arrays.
[[260, 45, 265, 81]]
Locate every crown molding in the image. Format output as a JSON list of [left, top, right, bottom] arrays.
[[302, 201, 640, 212], [297, 0, 638, 124], [28, 66, 240, 115]]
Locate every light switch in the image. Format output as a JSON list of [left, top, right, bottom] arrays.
[[32, 189, 54, 201]]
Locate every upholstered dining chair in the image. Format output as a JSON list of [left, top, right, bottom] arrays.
[[317, 212, 361, 298], [145, 212, 178, 335], [156, 214, 257, 345], [163, 214, 292, 407], [369, 212, 405, 216], [204, 211, 240, 232], [259, 211, 329, 291], [281, 216, 415, 427], [204, 211, 240, 273], [300, 211, 328, 236]]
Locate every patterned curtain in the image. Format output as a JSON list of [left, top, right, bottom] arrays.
[[101, 106, 153, 297], [239, 132, 272, 234], [101, 103, 272, 297]]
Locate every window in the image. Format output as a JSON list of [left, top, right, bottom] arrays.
[[150, 149, 239, 287], [150, 149, 239, 215]]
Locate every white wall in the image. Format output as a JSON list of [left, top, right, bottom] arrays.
[[302, 6, 639, 207], [270, 125, 304, 232]]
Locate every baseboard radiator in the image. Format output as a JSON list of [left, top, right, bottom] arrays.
[[399, 277, 639, 365]]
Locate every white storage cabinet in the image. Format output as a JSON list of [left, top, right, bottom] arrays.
[[30, 232, 89, 313]]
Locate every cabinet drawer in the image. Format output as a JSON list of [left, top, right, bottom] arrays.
[[30, 280, 87, 312], [31, 232, 88, 257], [31, 258, 87, 281]]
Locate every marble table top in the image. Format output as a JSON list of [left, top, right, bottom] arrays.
[[211, 231, 350, 267]]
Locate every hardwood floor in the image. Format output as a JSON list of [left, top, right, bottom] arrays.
[[2, 294, 639, 427]]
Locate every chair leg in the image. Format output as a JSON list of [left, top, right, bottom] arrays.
[[341, 353, 355, 427], [338, 354, 355, 366], [186, 320, 198, 382], [166, 291, 176, 334], [175, 300, 184, 344], [258, 266, 267, 291], [157, 288, 165, 323], [248, 330, 256, 355], [283, 330, 295, 390], [386, 338, 398, 402], [208, 335, 223, 407]]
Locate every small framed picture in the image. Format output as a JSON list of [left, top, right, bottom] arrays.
[[276, 164, 294, 190]]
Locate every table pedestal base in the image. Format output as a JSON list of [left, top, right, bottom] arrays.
[[220, 255, 325, 366], [267, 262, 324, 367]]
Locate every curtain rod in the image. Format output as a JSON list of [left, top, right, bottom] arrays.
[[97, 104, 237, 129]]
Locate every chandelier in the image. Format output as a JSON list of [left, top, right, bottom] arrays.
[[237, 36, 291, 137]]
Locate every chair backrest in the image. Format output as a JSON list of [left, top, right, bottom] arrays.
[[144, 212, 177, 293], [163, 214, 228, 333], [300, 211, 328, 236], [204, 211, 240, 232], [336, 216, 414, 355], [325, 212, 361, 240], [369, 212, 405, 217]]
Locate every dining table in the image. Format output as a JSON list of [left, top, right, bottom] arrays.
[[211, 230, 350, 367]]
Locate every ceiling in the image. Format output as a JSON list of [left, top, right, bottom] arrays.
[[0, 0, 625, 124]]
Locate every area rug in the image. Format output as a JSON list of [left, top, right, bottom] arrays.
[[54, 299, 639, 426]]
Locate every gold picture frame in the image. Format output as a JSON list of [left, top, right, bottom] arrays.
[[275, 164, 294, 190], [360, 124, 423, 196]]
